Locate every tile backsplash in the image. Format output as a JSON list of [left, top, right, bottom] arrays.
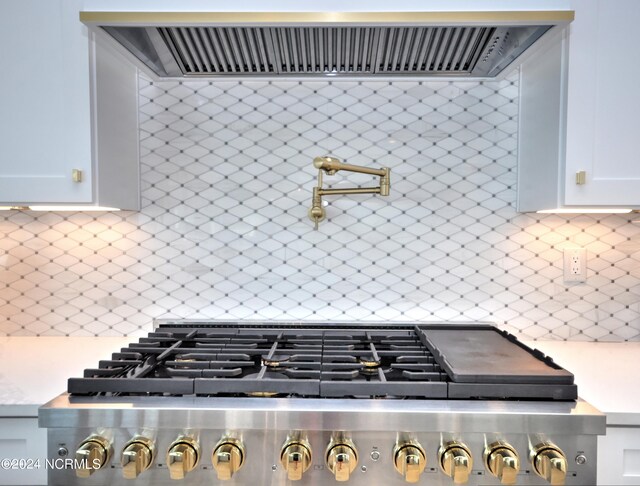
[[1, 71, 639, 340]]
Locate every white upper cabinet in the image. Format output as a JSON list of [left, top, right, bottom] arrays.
[[518, 0, 640, 211], [0, 0, 139, 210], [564, 0, 640, 206]]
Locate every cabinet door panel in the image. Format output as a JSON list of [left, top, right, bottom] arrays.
[[0, 418, 47, 485], [0, 0, 92, 204], [598, 426, 640, 485], [565, 0, 640, 206]]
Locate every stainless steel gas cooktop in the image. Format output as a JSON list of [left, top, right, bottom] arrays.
[[39, 321, 604, 486], [67, 321, 577, 400]]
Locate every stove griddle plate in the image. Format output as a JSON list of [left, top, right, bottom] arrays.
[[417, 324, 576, 400], [418, 325, 574, 383], [68, 322, 576, 400]]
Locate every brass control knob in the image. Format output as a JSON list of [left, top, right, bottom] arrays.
[[484, 441, 520, 485], [121, 437, 155, 479], [439, 440, 473, 484], [393, 440, 427, 483], [75, 435, 112, 478], [281, 439, 312, 481], [166, 437, 199, 480], [326, 438, 358, 482], [530, 442, 567, 486], [212, 438, 245, 480]]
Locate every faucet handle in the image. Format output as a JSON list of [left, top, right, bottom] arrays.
[[308, 187, 325, 229]]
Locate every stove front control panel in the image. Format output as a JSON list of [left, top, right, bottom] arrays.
[[47, 428, 596, 485]]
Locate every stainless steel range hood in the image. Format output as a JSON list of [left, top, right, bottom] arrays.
[[80, 11, 573, 78]]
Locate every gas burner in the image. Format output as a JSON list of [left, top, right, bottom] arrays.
[[262, 354, 290, 368], [243, 371, 289, 397], [246, 391, 282, 398], [359, 356, 381, 369]]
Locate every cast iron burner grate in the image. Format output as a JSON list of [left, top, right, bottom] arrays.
[[67, 322, 577, 400]]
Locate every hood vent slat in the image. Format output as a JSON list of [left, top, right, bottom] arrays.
[[100, 18, 560, 78], [152, 26, 505, 76]]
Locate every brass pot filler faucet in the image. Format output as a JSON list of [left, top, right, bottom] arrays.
[[308, 156, 391, 229]]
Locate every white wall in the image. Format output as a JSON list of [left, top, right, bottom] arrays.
[[0, 70, 639, 340]]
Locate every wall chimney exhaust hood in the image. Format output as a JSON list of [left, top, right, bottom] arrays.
[[80, 11, 573, 79]]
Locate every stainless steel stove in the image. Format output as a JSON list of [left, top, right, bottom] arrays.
[[39, 321, 605, 485]]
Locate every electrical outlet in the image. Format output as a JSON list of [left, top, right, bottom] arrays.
[[563, 248, 587, 282]]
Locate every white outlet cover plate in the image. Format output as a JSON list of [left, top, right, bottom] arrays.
[[563, 247, 587, 283]]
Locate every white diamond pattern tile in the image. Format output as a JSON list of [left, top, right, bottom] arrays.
[[1, 72, 640, 340]]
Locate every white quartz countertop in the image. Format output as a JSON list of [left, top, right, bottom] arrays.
[[0, 337, 130, 417], [1, 337, 639, 425], [524, 340, 640, 426]]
